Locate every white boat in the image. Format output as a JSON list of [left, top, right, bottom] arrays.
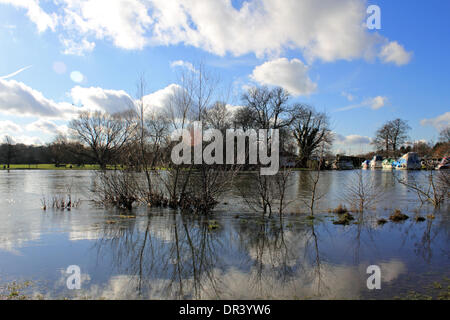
[[370, 155, 383, 169], [361, 160, 370, 169], [382, 158, 395, 170], [436, 157, 450, 170], [393, 152, 422, 170]]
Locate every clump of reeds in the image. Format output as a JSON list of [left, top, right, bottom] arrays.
[[41, 194, 80, 211], [389, 209, 409, 222], [333, 213, 354, 225], [332, 204, 349, 215], [414, 216, 426, 222]]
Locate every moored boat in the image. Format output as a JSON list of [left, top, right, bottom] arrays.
[[436, 156, 450, 170], [370, 155, 383, 169], [393, 152, 421, 170], [382, 158, 395, 170], [361, 160, 370, 169]]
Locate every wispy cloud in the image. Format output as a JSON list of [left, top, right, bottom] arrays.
[[170, 60, 197, 73], [420, 112, 450, 131], [337, 96, 388, 112]]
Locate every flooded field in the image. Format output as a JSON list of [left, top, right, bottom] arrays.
[[0, 170, 449, 300]]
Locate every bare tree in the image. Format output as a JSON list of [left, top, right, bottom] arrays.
[[439, 126, 450, 143], [159, 63, 238, 214], [134, 76, 170, 202], [241, 86, 294, 130], [3, 135, 14, 169], [69, 110, 137, 168], [372, 118, 410, 156], [393, 170, 448, 208], [202, 101, 233, 132], [389, 118, 411, 152], [300, 145, 328, 217], [372, 123, 391, 154], [291, 105, 332, 168], [237, 86, 296, 217], [93, 169, 140, 210], [341, 170, 384, 212]]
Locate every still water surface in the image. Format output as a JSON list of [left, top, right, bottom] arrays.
[[0, 170, 448, 299]]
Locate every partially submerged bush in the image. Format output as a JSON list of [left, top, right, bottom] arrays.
[[333, 213, 355, 225], [333, 204, 349, 215], [178, 193, 219, 214], [389, 209, 409, 222], [415, 216, 426, 222], [94, 170, 139, 210], [207, 220, 220, 230], [377, 218, 388, 225]]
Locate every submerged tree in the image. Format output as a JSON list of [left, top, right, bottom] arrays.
[[393, 170, 448, 208], [341, 170, 384, 212]]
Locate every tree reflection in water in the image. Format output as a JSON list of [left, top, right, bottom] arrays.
[[88, 208, 447, 300]]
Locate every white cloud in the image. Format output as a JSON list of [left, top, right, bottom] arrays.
[[70, 84, 184, 116], [4, 0, 411, 65], [0, 134, 43, 145], [420, 112, 450, 131], [170, 60, 197, 73], [337, 96, 388, 111], [142, 84, 184, 113], [368, 96, 387, 110], [250, 58, 317, 96], [0, 79, 182, 123], [60, 0, 152, 50], [26, 119, 68, 135], [0, 79, 76, 119], [335, 133, 372, 145], [0, 120, 23, 133], [70, 86, 135, 114], [146, 0, 380, 62], [0, 0, 58, 32], [60, 37, 96, 56], [379, 41, 412, 66]]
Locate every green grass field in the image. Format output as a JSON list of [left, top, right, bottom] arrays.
[[0, 164, 103, 170]]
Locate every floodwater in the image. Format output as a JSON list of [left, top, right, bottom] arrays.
[[0, 170, 448, 300]]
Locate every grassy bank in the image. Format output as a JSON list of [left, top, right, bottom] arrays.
[[1, 164, 313, 171], [0, 164, 102, 170]]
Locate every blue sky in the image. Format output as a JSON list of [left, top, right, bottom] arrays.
[[0, 0, 449, 154]]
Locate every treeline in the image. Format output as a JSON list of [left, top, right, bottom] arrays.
[[1, 89, 335, 169], [0, 137, 95, 167], [361, 119, 449, 159]]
